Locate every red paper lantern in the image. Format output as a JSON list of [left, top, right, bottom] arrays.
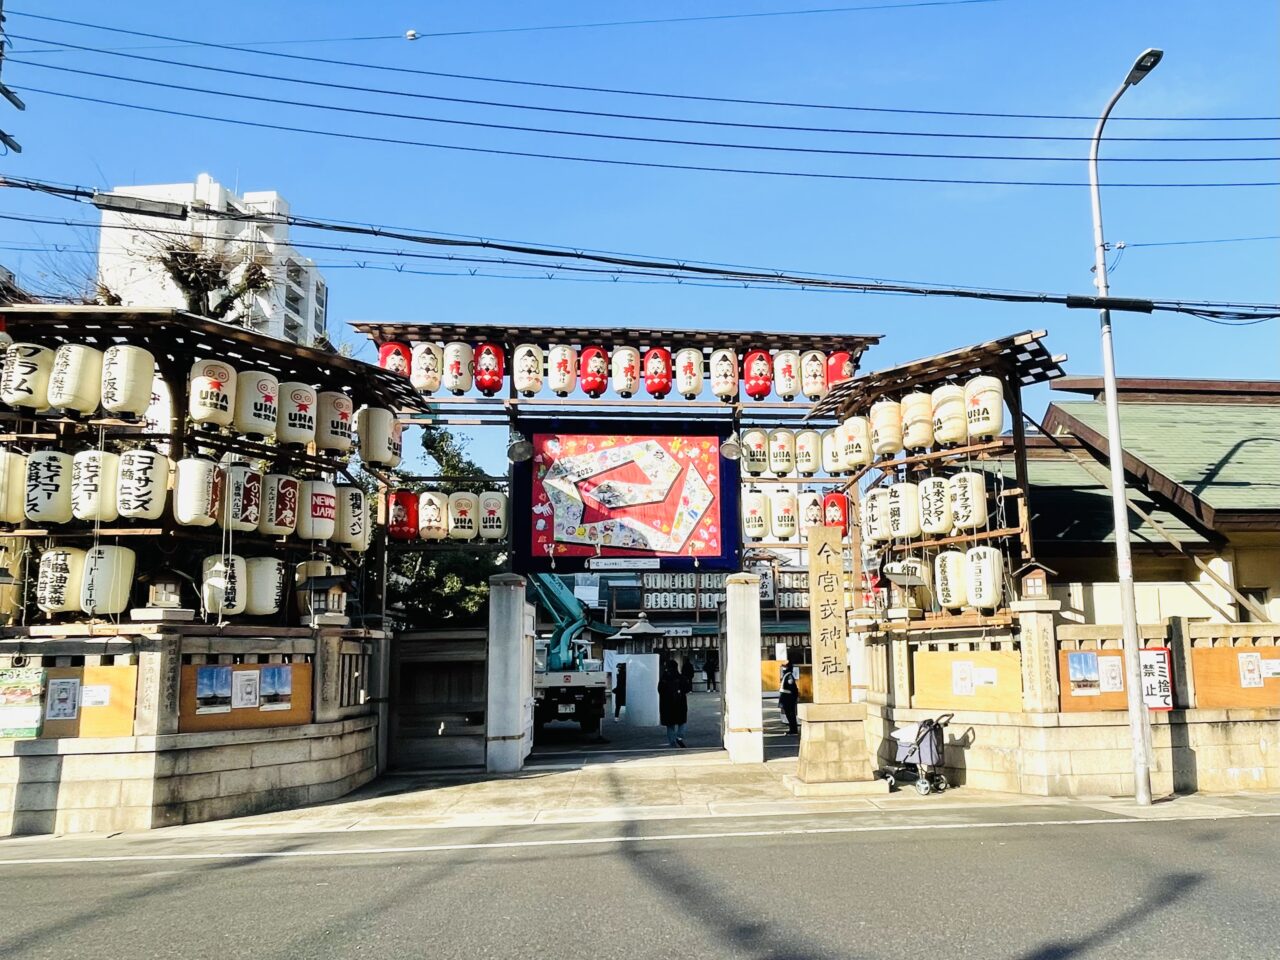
[[378, 342, 412, 377], [473, 342, 505, 397], [388, 489, 419, 541], [580, 346, 610, 398], [827, 350, 855, 386], [822, 491, 849, 533], [643, 347, 672, 399], [743, 349, 773, 401]]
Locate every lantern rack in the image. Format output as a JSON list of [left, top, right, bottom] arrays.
[[839, 439, 1015, 490]]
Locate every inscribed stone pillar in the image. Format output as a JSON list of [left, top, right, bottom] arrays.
[[724, 573, 764, 764], [807, 526, 850, 704], [1013, 599, 1061, 713]]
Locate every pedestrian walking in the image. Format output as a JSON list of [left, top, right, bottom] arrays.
[[704, 649, 720, 692], [778, 660, 800, 735], [658, 659, 689, 747], [613, 662, 627, 719], [681, 657, 696, 694]]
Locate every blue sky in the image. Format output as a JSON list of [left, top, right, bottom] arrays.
[[0, 1, 1276, 472]]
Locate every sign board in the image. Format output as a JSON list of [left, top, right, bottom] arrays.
[[774, 642, 788, 662], [806, 526, 849, 704], [666, 626, 693, 637], [1140, 647, 1174, 711], [590, 558, 660, 571], [756, 567, 776, 602], [0, 667, 44, 737]]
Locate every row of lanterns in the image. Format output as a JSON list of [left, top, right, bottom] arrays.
[[859, 472, 989, 543], [839, 377, 1005, 460], [387, 489, 509, 542], [379, 341, 859, 402], [1, 447, 370, 549], [742, 489, 849, 542], [934, 547, 1005, 610]]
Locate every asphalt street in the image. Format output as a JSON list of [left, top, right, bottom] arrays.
[[1, 804, 1276, 960]]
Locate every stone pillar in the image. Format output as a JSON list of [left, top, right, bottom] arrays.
[[369, 632, 391, 773], [1166, 616, 1197, 709], [1013, 599, 1061, 713], [889, 638, 912, 710], [312, 630, 343, 723], [724, 573, 764, 764], [487, 573, 529, 774], [786, 702, 887, 796], [134, 632, 181, 736]]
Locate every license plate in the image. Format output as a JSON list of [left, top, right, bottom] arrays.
[[557, 704, 575, 714]]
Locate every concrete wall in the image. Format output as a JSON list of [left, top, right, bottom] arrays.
[[0, 716, 376, 836]]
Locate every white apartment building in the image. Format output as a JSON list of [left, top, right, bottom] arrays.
[[97, 173, 328, 347]]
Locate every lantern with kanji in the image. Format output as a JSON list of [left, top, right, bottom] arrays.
[[949, 471, 987, 530], [823, 492, 849, 532], [100, 344, 155, 417], [296, 479, 337, 541], [966, 546, 1004, 609], [611, 346, 640, 397], [827, 350, 855, 386], [474, 342, 505, 397], [1, 343, 54, 410], [245, 557, 287, 616], [71, 450, 119, 523], [332, 487, 368, 551], [741, 428, 769, 476], [442, 342, 474, 395], [743, 349, 772, 401], [742, 488, 769, 541], [643, 347, 672, 399], [378, 341, 412, 377], [512, 343, 544, 397], [411, 342, 443, 394], [773, 350, 800, 401], [48, 344, 103, 416], [36, 546, 86, 614], [674, 348, 703, 399], [258, 473, 300, 536], [918, 476, 952, 534], [547, 345, 577, 396], [580, 346, 609, 398], [80, 545, 135, 616], [202, 554, 247, 618], [387, 489, 419, 541], [888, 481, 921, 539], [709, 349, 737, 402], [935, 550, 968, 609], [25, 450, 74, 524], [801, 350, 828, 401]]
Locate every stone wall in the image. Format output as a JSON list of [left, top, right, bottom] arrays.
[[0, 716, 376, 836]]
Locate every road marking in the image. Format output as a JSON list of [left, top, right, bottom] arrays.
[[0, 812, 1252, 868]]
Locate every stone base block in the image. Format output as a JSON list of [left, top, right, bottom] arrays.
[[795, 701, 878, 786], [785, 775, 890, 798]]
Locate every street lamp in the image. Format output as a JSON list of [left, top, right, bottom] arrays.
[[1089, 47, 1163, 807]]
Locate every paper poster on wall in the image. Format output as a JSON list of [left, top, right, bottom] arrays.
[[231, 670, 261, 709], [80, 685, 111, 708], [1262, 659, 1280, 679], [1139, 648, 1174, 711], [1239, 652, 1264, 689], [952, 660, 975, 697], [973, 666, 998, 688], [1098, 657, 1124, 693], [1067, 651, 1101, 697], [45, 678, 81, 720], [195, 665, 233, 714], [260, 664, 293, 712], [0, 667, 44, 737]]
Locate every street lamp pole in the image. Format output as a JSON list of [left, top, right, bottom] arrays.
[[1089, 47, 1163, 807]]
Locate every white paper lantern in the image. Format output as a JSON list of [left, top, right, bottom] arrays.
[[800, 351, 828, 401], [541, 344, 574, 397], [865, 487, 893, 542], [742, 489, 769, 541], [931, 384, 967, 445], [918, 476, 952, 535], [245, 556, 287, 616], [411, 342, 444, 394], [448, 491, 479, 540], [418, 491, 449, 540], [949, 471, 987, 530], [296, 479, 337, 540], [47, 344, 103, 415], [795, 429, 821, 476], [965, 375, 1005, 440], [820, 429, 843, 475], [100, 345, 155, 417], [741, 428, 769, 476], [770, 490, 798, 540], [442, 341, 474, 395], [709, 348, 738, 401], [935, 550, 968, 609], [840, 416, 872, 471], [277, 382, 317, 446], [315, 391, 355, 453], [966, 545, 1004, 609], [798, 490, 824, 540], [1, 343, 54, 410], [330, 485, 369, 551], [477, 490, 509, 540], [0, 449, 27, 523], [219, 461, 262, 532], [512, 343, 544, 397], [116, 449, 170, 520], [37, 547, 87, 614], [80, 545, 135, 615], [258, 473, 300, 536], [142, 372, 173, 454], [767, 429, 796, 476], [772, 350, 801, 401], [173, 456, 221, 527], [669, 347, 702, 400], [887, 481, 921, 539], [870, 400, 903, 456], [356, 406, 402, 468], [233, 371, 279, 438], [25, 450, 73, 524], [188, 359, 237, 427], [71, 449, 119, 523], [901, 392, 934, 451], [609, 346, 640, 398], [202, 553, 247, 617]]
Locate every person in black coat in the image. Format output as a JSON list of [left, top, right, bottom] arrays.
[[613, 662, 627, 719], [681, 657, 696, 693], [778, 660, 800, 735], [704, 650, 720, 692], [658, 659, 689, 747]]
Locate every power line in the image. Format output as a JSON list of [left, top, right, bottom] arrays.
[[9, 11, 1279, 124], [1127, 235, 1280, 248], [13, 85, 1280, 190], [14, 59, 1278, 165], [12, 34, 1279, 145]]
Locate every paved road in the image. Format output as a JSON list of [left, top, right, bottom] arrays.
[[1, 805, 1276, 959]]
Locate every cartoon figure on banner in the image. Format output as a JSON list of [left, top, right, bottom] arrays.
[[804, 497, 822, 527], [580, 347, 609, 398], [644, 348, 672, 398], [474, 343, 505, 396]]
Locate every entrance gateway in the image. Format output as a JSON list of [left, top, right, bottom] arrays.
[[360, 322, 1065, 783]]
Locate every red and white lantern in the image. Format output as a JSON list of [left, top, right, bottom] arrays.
[[547, 345, 577, 397], [233, 371, 279, 439], [675, 348, 703, 399], [512, 344, 544, 397], [387, 489, 419, 541], [418, 491, 449, 540], [800, 351, 828, 401], [188, 359, 236, 428], [773, 350, 800, 401], [826, 350, 855, 386], [277, 382, 317, 447], [296, 479, 337, 540], [741, 428, 769, 476], [447, 491, 479, 540], [442, 341, 474, 395], [474, 342, 505, 397], [743, 349, 772, 401], [219, 461, 262, 532], [823, 492, 849, 532], [411, 343, 443, 394], [258, 473, 300, 536], [378, 341, 412, 376], [611, 346, 640, 397], [709, 349, 738, 402], [579, 346, 610, 398], [643, 347, 672, 399], [315, 391, 354, 453], [478, 490, 509, 540]]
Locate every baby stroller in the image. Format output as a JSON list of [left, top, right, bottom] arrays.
[[879, 713, 953, 796]]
